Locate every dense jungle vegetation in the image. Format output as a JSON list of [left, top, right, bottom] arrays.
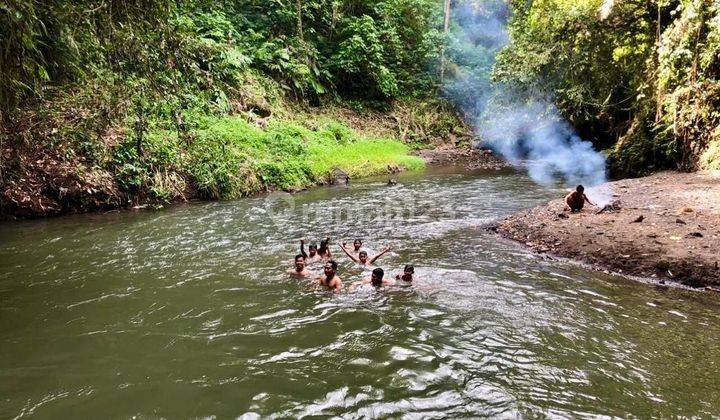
[[0, 0, 464, 216], [494, 0, 720, 175], [0, 0, 718, 217]]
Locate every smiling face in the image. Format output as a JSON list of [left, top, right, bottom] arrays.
[[308, 245, 317, 257], [358, 251, 368, 264], [294, 256, 305, 271], [353, 239, 362, 251]]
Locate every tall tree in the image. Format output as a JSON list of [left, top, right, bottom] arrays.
[[440, 0, 452, 81]]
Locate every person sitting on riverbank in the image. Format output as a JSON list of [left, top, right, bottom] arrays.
[[318, 260, 342, 291], [300, 239, 322, 263], [288, 254, 312, 278], [565, 185, 596, 212], [340, 243, 391, 266], [351, 267, 394, 290], [395, 265, 415, 283]]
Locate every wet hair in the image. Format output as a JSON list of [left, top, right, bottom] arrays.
[[295, 254, 305, 262], [353, 239, 362, 245], [308, 244, 318, 251], [576, 185, 585, 193], [359, 251, 368, 259], [404, 265, 415, 274], [326, 260, 338, 270], [318, 239, 329, 252], [371, 268, 384, 286]]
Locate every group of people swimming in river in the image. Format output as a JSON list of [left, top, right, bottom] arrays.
[[287, 237, 414, 291], [286, 185, 595, 290]]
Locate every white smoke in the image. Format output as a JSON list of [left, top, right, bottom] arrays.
[[444, 0, 611, 205]]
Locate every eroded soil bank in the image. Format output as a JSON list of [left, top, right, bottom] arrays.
[[415, 147, 508, 170], [498, 171, 720, 288]]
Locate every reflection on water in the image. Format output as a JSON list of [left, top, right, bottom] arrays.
[[1, 167, 720, 418]]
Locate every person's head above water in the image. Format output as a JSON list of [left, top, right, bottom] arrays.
[[318, 237, 330, 254], [576, 185, 585, 193], [323, 260, 338, 278], [358, 251, 368, 264], [353, 239, 362, 251], [400, 265, 414, 281], [308, 244, 318, 256], [371, 267, 384, 286], [294, 254, 306, 271]]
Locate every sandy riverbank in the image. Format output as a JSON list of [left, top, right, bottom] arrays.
[[497, 171, 720, 288]]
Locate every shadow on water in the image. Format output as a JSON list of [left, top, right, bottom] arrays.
[[1, 166, 720, 418]]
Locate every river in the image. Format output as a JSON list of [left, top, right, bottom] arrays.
[[1, 167, 719, 418]]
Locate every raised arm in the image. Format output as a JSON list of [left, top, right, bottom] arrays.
[[323, 237, 332, 258], [369, 246, 391, 264], [300, 239, 307, 259], [339, 243, 359, 263]]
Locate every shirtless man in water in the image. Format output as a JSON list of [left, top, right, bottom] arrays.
[[565, 185, 596, 212], [288, 254, 311, 278], [300, 239, 322, 263], [340, 243, 391, 266], [318, 260, 342, 291], [317, 237, 332, 259], [351, 267, 394, 289], [395, 265, 415, 283]]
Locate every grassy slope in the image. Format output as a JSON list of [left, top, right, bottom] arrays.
[[121, 115, 426, 202], [1, 97, 468, 218]]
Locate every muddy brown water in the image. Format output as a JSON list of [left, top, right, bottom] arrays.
[[2, 167, 720, 418]]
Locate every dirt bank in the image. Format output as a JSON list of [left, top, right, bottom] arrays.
[[498, 171, 720, 288], [416, 147, 509, 170]]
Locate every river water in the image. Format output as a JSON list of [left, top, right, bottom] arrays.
[[1, 167, 720, 418]]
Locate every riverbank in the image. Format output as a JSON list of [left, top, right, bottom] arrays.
[[497, 171, 720, 288], [415, 147, 508, 170], [1, 99, 474, 220]]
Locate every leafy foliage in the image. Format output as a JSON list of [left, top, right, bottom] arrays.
[[1, 0, 446, 212], [493, 0, 720, 174], [112, 116, 424, 201]]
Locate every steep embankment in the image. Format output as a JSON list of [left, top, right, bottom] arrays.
[[0, 98, 471, 219], [498, 171, 720, 288]]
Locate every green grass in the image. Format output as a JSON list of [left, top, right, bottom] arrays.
[[307, 137, 424, 177], [113, 115, 424, 201]]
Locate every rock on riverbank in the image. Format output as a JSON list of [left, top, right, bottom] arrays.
[[498, 171, 720, 288]]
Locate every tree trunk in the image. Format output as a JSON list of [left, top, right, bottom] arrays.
[[440, 0, 451, 82], [297, 0, 304, 43], [655, 1, 662, 123]]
